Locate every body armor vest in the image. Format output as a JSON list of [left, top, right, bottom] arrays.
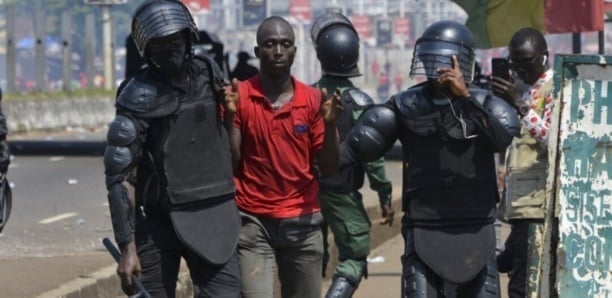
[[391, 86, 498, 226], [127, 61, 234, 212]]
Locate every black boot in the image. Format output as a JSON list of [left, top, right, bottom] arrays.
[[325, 276, 356, 298]]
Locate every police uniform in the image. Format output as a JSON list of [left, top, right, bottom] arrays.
[[311, 12, 394, 298], [344, 21, 520, 297], [103, 1, 240, 296], [0, 87, 11, 233]]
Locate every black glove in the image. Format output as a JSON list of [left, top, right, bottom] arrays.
[[0, 140, 10, 174]]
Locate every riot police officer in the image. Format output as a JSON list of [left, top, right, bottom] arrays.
[[103, 1, 240, 296], [343, 20, 520, 297], [0, 87, 11, 233], [311, 12, 395, 298]]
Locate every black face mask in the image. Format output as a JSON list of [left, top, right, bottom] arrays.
[[147, 32, 188, 76]]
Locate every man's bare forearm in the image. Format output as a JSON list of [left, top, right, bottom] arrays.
[[317, 123, 339, 177]]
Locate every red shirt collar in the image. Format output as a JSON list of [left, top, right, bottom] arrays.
[[245, 75, 309, 108]]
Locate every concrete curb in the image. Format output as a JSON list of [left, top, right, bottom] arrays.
[[36, 199, 402, 298], [9, 140, 107, 156], [34, 265, 120, 298]]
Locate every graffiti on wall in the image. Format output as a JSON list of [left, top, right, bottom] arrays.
[[557, 78, 612, 296]]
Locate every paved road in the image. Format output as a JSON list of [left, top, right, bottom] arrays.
[[0, 130, 115, 297], [0, 155, 111, 258], [0, 128, 406, 297]]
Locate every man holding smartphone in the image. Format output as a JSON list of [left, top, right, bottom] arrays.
[[490, 27, 554, 298]]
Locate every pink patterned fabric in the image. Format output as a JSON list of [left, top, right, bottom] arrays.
[[519, 69, 554, 146]]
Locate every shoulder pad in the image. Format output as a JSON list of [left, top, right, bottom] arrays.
[[483, 93, 521, 137], [194, 55, 225, 91], [116, 76, 178, 117], [391, 86, 436, 120], [341, 87, 375, 109], [468, 87, 489, 105], [346, 105, 398, 162]]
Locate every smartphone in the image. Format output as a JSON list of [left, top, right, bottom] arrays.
[[491, 58, 510, 81]]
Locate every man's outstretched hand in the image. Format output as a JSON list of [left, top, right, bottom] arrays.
[[220, 78, 239, 114], [320, 87, 343, 124]]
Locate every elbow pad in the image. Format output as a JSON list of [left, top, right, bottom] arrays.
[[104, 114, 139, 245], [107, 183, 135, 245], [345, 105, 398, 162], [104, 114, 139, 182]]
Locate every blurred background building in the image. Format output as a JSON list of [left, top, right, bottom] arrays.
[[0, 0, 609, 95], [191, 0, 469, 91]]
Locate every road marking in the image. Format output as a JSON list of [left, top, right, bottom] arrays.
[[49, 156, 65, 162], [101, 202, 108, 207], [39, 212, 78, 224]]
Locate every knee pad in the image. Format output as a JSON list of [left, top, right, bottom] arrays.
[[477, 256, 500, 298], [402, 254, 442, 298]]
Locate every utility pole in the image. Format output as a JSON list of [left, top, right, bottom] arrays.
[[85, 14, 96, 89], [5, 4, 16, 93], [61, 10, 72, 92], [35, 6, 45, 92], [102, 5, 113, 89], [85, 0, 127, 90]]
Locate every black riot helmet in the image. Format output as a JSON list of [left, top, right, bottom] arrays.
[[131, 0, 199, 57], [410, 20, 475, 82], [311, 12, 361, 77]]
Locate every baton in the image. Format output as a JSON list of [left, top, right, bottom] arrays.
[[102, 237, 151, 298]]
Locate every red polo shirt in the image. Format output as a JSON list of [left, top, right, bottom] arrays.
[[233, 75, 325, 218]]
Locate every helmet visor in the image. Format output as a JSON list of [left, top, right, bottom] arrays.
[[410, 40, 474, 81]]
